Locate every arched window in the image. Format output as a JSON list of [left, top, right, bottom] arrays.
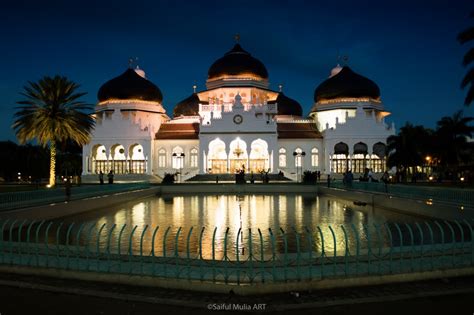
[[332, 142, 349, 173], [311, 147, 319, 168], [190, 148, 198, 168], [294, 148, 303, 168], [158, 148, 166, 168], [279, 148, 286, 167], [172, 147, 184, 169]]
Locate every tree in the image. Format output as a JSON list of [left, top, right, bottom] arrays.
[[458, 12, 474, 106], [435, 110, 474, 173], [387, 123, 433, 180], [12, 76, 95, 187]]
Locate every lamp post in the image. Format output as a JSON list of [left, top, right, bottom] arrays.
[[293, 151, 306, 183], [172, 153, 185, 183]]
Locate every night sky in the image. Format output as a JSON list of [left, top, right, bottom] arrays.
[[1, 0, 473, 142]]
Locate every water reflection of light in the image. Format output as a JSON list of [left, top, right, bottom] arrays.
[[131, 202, 146, 226]]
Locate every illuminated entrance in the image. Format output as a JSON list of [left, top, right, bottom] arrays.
[[208, 139, 227, 173], [207, 138, 270, 174], [229, 138, 248, 173]]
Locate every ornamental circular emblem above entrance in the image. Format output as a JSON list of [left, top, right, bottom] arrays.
[[233, 114, 243, 124]]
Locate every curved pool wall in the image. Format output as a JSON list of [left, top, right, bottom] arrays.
[[0, 183, 473, 293]]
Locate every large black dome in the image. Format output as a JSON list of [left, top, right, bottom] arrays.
[[314, 66, 380, 102], [269, 93, 303, 116], [98, 68, 163, 103], [173, 93, 208, 117], [208, 44, 268, 80]]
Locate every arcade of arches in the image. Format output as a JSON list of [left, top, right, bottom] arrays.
[[207, 138, 270, 174], [330, 142, 386, 174], [90, 143, 147, 174]]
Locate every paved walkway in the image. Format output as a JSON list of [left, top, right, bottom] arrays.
[[0, 272, 472, 314]]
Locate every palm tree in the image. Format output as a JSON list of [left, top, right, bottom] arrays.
[[435, 110, 474, 173], [387, 123, 433, 181], [458, 11, 474, 106], [13, 76, 95, 187]]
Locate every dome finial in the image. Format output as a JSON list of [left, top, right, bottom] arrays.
[[234, 33, 240, 43], [278, 83, 283, 92], [192, 82, 197, 93], [128, 57, 139, 69], [337, 54, 349, 66]]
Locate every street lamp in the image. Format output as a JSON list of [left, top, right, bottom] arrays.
[[293, 151, 306, 183], [172, 152, 185, 183]]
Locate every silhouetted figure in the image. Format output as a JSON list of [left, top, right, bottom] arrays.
[[99, 171, 104, 185], [65, 178, 71, 201], [108, 170, 114, 184], [216, 176, 219, 184], [327, 174, 331, 188]]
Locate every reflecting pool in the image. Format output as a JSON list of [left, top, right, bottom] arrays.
[[39, 193, 443, 260]]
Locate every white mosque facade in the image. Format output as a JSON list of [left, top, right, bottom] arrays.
[[82, 43, 395, 182]]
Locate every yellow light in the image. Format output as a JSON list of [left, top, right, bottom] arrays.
[[425, 156, 431, 162], [98, 99, 162, 106], [46, 184, 52, 188], [460, 177, 465, 182], [317, 97, 381, 105], [428, 176, 433, 181]]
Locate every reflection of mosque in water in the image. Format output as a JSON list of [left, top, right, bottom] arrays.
[[82, 37, 395, 181]]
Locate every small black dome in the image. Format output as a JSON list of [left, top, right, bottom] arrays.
[[208, 44, 268, 80], [98, 68, 163, 103], [269, 93, 303, 116], [173, 93, 206, 117], [314, 66, 380, 102]]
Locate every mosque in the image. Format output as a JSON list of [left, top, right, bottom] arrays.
[[81, 39, 395, 182]]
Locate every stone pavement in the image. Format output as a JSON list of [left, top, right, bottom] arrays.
[[0, 272, 472, 314]]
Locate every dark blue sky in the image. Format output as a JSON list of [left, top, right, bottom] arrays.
[[1, 0, 473, 142]]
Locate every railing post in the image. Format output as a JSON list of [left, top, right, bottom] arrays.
[[44, 222, 53, 268], [211, 227, 217, 282], [305, 227, 314, 280], [17, 220, 28, 264], [434, 221, 445, 267], [394, 223, 403, 273], [34, 220, 45, 267], [280, 228, 288, 281], [328, 225, 337, 276], [0, 219, 11, 264], [151, 226, 159, 276], [248, 228, 254, 284], [224, 227, 229, 284], [269, 228, 277, 282], [257, 228, 265, 283], [105, 224, 116, 273], [236, 227, 241, 285], [55, 222, 64, 268], [373, 223, 383, 274], [139, 225, 149, 275], [444, 220, 456, 267], [186, 226, 194, 280], [453, 220, 465, 266], [292, 227, 301, 281], [340, 225, 349, 276], [25, 220, 37, 266], [95, 223, 107, 272], [384, 223, 394, 274], [84, 223, 96, 271], [404, 223, 415, 272], [316, 226, 325, 279], [73, 222, 85, 269], [128, 225, 138, 274], [424, 221, 435, 270], [199, 226, 205, 281], [117, 224, 127, 273], [163, 226, 171, 277], [462, 219, 474, 265], [414, 222, 424, 271], [174, 227, 182, 278]]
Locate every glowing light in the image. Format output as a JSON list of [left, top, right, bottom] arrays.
[[461, 177, 465, 182], [46, 184, 52, 188], [317, 97, 381, 105], [425, 156, 431, 162], [98, 99, 162, 106], [428, 176, 433, 181]]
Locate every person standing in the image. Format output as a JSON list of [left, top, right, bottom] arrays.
[[107, 170, 114, 184], [99, 171, 104, 185], [65, 178, 71, 201]]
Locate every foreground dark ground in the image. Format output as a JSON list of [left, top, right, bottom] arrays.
[[0, 273, 472, 315]]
